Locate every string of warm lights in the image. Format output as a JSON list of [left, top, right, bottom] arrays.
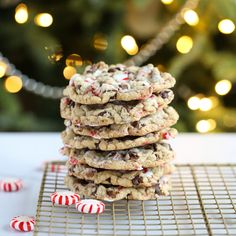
[[0, 52, 63, 98], [0, 0, 200, 98]]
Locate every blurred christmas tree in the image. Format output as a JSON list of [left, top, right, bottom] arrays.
[[0, 0, 236, 132]]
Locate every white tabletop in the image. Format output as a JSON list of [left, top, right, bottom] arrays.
[[0, 133, 236, 235]]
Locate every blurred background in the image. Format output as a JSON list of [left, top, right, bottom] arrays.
[[0, 0, 235, 133]]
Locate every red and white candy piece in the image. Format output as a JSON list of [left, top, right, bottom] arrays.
[[162, 132, 173, 140], [10, 216, 35, 232], [75, 199, 105, 214], [41, 162, 67, 172], [50, 191, 80, 206], [48, 163, 66, 172], [0, 178, 23, 192]]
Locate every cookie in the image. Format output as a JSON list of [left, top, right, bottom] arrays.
[[65, 174, 171, 201], [61, 142, 174, 170], [69, 106, 179, 139], [61, 127, 177, 151], [63, 62, 175, 104], [60, 89, 174, 127], [67, 161, 173, 188]]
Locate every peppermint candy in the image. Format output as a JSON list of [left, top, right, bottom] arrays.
[[51, 191, 80, 206], [162, 132, 172, 140], [0, 178, 23, 192], [10, 216, 35, 232], [75, 199, 105, 214], [48, 163, 66, 172]]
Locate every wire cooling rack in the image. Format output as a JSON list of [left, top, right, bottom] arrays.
[[34, 162, 236, 236]]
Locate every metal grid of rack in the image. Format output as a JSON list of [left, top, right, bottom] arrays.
[[34, 162, 236, 236]]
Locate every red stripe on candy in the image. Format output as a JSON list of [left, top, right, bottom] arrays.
[[74, 195, 80, 202], [11, 220, 18, 229], [8, 183, 11, 192], [52, 194, 57, 203], [81, 204, 86, 213], [89, 204, 93, 213], [59, 195, 63, 204], [4, 184, 7, 191], [18, 222, 24, 231], [26, 221, 31, 231], [97, 206, 100, 214], [65, 196, 69, 205], [15, 183, 19, 191]]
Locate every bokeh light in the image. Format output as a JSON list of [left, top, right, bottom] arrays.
[[218, 19, 235, 34], [63, 66, 77, 80], [66, 54, 83, 67], [5, 76, 23, 93], [215, 80, 232, 95], [93, 34, 108, 50], [121, 35, 139, 55], [199, 98, 213, 111], [15, 3, 28, 24], [196, 119, 216, 133], [161, 0, 174, 5], [187, 96, 200, 110], [34, 13, 53, 27], [176, 36, 193, 54], [183, 9, 199, 26], [0, 62, 7, 78]]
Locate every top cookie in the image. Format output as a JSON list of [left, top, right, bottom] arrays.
[[64, 62, 175, 104]]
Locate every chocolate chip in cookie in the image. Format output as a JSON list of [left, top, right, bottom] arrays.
[[107, 190, 117, 198], [160, 90, 170, 99], [98, 111, 109, 116], [79, 179, 88, 186], [155, 184, 161, 195], [118, 84, 129, 90], [132, 176, 143, 186], [128, 151, 139, 160]]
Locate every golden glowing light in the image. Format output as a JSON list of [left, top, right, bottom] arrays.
[[5, 76, 23, 93], [176, 36, 193, 54], [0, 62, 7, 78], [121, 35, 139, 55], [183, 9, 199, 26], [218, 19, 235, 34], [215, 80, 232, 95], [63, 66, 77, 80], [93, 34, 108, 50], [161, 0, 174, 5], [187, 96, 200, 110], [66, 54, 83, 67], [199, 98, 213, 111], [196, 119, 216, 133], [15, 3, 28, 24], [34, 13, 53, 27]]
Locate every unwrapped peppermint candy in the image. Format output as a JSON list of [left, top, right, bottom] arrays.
[[50, 191, 80, 205], [0, 178, 23, 192], [75, 199, 105, 214], [10, 216, 35, 232]]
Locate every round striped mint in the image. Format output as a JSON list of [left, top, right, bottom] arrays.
[[0, 178, 23, 192], [50, 191, 80, 206], [75, 199, 105, 214], [48, 163, 66, 172], [10, 216, 35, 232]]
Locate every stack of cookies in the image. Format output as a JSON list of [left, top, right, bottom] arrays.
[[60, 62, 178, 201]]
